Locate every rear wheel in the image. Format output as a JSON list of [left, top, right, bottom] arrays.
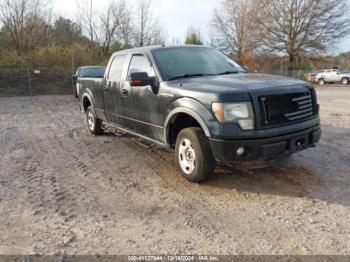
[[342, 78, 349, 85], [175, 127, 215, 182], [86, 106, 103, 135], [318, 79, 325, 85]]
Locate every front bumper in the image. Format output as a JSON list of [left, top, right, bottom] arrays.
[[209, 125, 321, 162]]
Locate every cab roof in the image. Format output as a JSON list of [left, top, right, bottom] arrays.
[[113, 45, 212, 56]]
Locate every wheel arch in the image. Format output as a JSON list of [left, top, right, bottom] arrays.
[[81, 92, 96, 115], [164, 98, 215, 146]]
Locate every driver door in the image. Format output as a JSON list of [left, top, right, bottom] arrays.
[[126, 54, 163, 141]]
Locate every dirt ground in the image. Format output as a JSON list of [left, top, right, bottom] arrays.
[[0, 85, 350, 255]]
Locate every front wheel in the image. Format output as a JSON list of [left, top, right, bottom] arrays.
[[342, 78, 349, 85], [86, 106, 103, 135], [318, 79, 325, 85], [175, 127, 215, 182]]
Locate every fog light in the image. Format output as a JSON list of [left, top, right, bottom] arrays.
[[236, 147, 245, 156]]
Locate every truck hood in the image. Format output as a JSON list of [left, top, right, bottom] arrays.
[[176, 73, 309, 92]]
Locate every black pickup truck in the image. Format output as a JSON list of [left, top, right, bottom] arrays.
[[79, 45, 321, 182]]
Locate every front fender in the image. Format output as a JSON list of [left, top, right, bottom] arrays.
[[164, 98, 217, 143]]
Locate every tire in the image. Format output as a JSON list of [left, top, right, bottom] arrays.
[[175, 127, 215, 182], [318, 79, 325, 85], [86, 106, 103, 135], [341, 78, 349, 85]]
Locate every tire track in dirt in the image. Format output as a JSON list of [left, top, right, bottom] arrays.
[[34, 129, 231, 253], [29, 135, 89, 225]]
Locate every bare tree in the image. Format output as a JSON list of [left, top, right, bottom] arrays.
[[76, 0, 133, 54], [99, 1, 122, 55], [258, 0, 350, 70], [211, 0, 260, 64], [133, 0, 151, 47], [133, 0, 166, 47], [149, 17, 167, 46], [117, 0, 133, 47], [0, 0, 52, 55], [76, 0, 98, 48]]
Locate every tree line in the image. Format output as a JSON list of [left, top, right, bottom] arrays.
[[0, 0, 349, 73], [0, 0, 166, 69]]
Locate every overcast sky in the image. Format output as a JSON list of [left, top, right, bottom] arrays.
[[53, 0, 350, 53]]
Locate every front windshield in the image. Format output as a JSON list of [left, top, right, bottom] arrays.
[[80, 67, 106, 78], [152, 47, 246, 81]]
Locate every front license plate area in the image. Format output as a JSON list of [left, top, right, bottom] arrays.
[[290, 135, 309, 153]]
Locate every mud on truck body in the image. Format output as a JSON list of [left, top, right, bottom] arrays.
[[79, 45, 321, 182]]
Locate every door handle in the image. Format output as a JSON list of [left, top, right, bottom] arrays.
[[122, 88, 128, 95], [103, 85, 108, 89]]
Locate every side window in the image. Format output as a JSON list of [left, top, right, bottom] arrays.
[[108, 55, 127, 81], [128, 55, 155, 77]]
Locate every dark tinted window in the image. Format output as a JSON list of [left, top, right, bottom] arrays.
[[79, 67, 106, 78], [152, 47, 246, 80], [128, 55, 155, 76], [109, 55, 127, 81]]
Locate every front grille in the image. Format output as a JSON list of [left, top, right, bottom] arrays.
[[259, 91, 314, 127]]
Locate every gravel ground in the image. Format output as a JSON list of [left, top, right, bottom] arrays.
[[0, 85, 350, 255]]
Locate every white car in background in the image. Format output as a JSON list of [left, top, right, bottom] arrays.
[[315, 69, 350, 85]]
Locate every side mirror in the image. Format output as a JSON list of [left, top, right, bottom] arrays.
[[129, 72, 158, 93], [72, 74, 78, 80]]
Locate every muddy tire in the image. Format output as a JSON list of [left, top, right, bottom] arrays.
[[86, 106, 103, 135], [175, 127, 215, 182], [318, 79, 325, 85]]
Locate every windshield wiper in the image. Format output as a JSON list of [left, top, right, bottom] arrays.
[[167, 73, 214, 81], [215, 71, 239, 75]]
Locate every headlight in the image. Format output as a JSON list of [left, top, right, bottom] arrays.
[[212, 102, 255, 130]]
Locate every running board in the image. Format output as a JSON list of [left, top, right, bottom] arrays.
[[114, 129, 127, 137], [102, 121, 166, 147], [138, 138, 156, 149]]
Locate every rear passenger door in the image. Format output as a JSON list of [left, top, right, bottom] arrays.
[[103, 54, 127, 123]]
